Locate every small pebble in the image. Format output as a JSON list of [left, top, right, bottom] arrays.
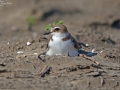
[[33, 53, 38, 55], [7, 42, 10, 45], [17, 51, 23, 54], [85, 44, 89, 47], [27, 42, 31, 46], [100, 51, 103, 53], [91, 49, 95, 53]]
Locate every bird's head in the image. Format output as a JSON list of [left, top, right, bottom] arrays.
[[44, 24, 68, 37]]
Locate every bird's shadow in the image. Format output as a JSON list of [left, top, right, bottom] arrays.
[[78, 49, 97, 57], [78, 42, 97, 57]]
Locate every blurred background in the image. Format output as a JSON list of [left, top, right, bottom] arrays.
[[0, 0, 120, 43]]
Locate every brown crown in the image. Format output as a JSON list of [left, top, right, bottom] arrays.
[[52, 24, 68, 33]]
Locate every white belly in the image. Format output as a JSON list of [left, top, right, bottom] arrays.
[[46, 36, 78, 57]]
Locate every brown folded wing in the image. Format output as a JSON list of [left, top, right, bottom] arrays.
[[62, 34, 79, 50]]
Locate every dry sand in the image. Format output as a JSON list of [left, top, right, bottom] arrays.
[[0, 0, 120, 90]]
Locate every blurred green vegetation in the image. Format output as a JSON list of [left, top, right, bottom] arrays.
[[27, 15, 36, 31], [44, 20, 63, 31]]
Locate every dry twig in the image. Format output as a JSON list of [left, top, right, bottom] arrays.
[[79, 54, 100, 65], [100, 76, 105, 86], [39, 65, 51, 77]]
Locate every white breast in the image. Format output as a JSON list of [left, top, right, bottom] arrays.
[[47, 35, 78, 57], [49, 36, 72, 54]]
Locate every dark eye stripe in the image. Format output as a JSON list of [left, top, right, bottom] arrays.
[[54, 28, 60, 31]]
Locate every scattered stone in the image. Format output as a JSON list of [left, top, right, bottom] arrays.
[[7, 42, 10, 45], [100, 51, 103, 53], [33, 53, 38, 55], [17, 51, 23, 54], [27, 42, 31, 46], [85, 44, 89, 47], [91, 49, 95, 53]]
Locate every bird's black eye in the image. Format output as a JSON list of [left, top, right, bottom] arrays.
[[54, 28, 60, 31]]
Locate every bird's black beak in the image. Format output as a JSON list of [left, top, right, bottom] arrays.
[[43, 31, 51, 35]]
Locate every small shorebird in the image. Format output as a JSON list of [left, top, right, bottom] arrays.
[[44, 24, 79, 57]]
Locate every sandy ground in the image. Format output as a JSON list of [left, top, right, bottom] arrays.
[[0, 0, 120, 90]]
